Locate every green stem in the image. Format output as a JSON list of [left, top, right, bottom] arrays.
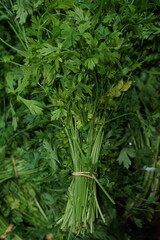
[[92, 175, 115, 205], [105, 112, 137, 124], [34, 198, 48, 221], [0, 37, 21, 52], [8, 22, 28, 50]]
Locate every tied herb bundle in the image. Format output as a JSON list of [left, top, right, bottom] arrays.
[[57, 119, 115, 234], [1, 0, 158, 235], [0, 156, 47, 184], [121, 73, 160, 223]]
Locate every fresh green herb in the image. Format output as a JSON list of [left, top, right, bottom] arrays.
[[0, 0, 160, 239]]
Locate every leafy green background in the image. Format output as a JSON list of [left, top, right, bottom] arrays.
[[0, 0, 160, 239]]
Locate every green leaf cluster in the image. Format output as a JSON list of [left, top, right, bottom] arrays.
[[0, 0, 160, 239]]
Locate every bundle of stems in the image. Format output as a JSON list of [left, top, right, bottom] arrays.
[[58, 119, 115, 234], [125, 111, 160, 217], [0, 157, 47, 184]]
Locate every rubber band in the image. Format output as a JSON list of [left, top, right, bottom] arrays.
[[0, 224, 14, 239], [46, 233, 54, 240], [72, 172, 96, 179]]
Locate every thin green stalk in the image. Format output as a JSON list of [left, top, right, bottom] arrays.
[[34, 198, 48, 221], [92, 175, 115, 205], [0, 37, 20, 52], [8, 22, 28, 50], [105, 112, 137, 124], [93, 188, 105, 223]]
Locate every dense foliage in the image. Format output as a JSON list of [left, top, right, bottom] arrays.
[[0, 0, 160, 239]]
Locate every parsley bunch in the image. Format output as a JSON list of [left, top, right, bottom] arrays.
[[0, 0, 160, 237]]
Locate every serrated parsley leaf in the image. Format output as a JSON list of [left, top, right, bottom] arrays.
[[117, 147, 136, 169], [17, 96, 43, 115]]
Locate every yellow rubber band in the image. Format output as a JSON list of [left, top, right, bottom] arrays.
[[72, 172, 96, 179], [0, 224, 14, 239]]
